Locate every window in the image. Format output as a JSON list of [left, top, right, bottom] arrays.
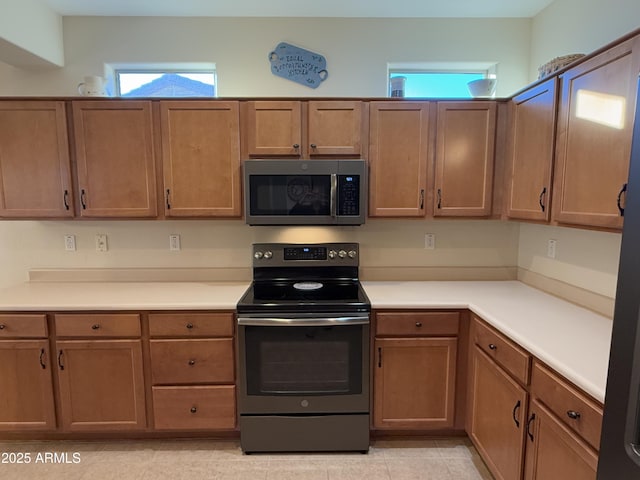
[[106, 64, 217, 98], [388, 63, 497, 98]]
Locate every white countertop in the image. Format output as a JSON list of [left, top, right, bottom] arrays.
[[0, 280, 612, 403]]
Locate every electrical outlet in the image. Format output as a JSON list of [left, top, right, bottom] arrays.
[[95, 234, 108, 252], [547, 239, 557, 259], [169, 234, 181, 251], [425, 233, 435, 250], [64, 234, 76, 252]]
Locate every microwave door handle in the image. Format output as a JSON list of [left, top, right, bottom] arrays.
[[330, 174, 338, 218]]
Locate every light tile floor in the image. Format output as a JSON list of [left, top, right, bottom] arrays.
[[0, 437, 494, 480]]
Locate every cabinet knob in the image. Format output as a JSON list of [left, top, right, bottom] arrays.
[[190, 407, 197, 414], [567, 410, 581, 420], [293, 144, 300, 150], [91, 324, 100, 330], [415, 322, 422, 327], [186, 323, 194, 329], [188, 359, 196, 366], [488, 343, 497, 350], [310, 143, 317, 149], [0, 324, 5, 330]]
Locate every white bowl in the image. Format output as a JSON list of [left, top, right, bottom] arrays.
[[467, 78, 497, 98]]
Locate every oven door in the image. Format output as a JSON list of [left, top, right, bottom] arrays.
[[237, 315, 370, 415]]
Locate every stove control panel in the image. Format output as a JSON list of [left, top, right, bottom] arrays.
[[252, 243, 359, 266]]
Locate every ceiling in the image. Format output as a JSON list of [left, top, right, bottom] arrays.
[[39, 0, 556, 18]]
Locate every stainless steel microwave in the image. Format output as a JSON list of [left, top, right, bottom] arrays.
[[243, 159, 367, 225]]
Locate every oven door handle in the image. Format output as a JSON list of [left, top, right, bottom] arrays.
[[237, 316, 369, 326]]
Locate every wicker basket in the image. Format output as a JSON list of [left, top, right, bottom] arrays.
[[537, 54, 585, 79]]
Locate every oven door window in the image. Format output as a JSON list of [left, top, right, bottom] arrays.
[[249, 175, 331, 216], [244, 325, 363, 396]]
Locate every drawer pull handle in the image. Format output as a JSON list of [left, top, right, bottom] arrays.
[[186, 323, 194, 329], [188, 359, 196, 366], [526, 413, 536, 442], [415, 322, 422, 327], [488, 343, 497, 350], [190, 407, 197, 414], [0, 324, 5, 330], [512, 400, 521, 428], [567, 410, 581, 420], [91, 324, 101, 330]]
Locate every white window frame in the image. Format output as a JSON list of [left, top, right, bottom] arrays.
[[104, 62, 217, 97], [387, 62, 498, 98]]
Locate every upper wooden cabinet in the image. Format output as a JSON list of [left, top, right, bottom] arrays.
[[552, 35, 640, 229], [72, 101, 158, 218], [0, 101, 73, 218], [368, 102, 431, 217], [434, 101, 496, 217], [506, 78, 558, 221], [160, 101, 242, 217], [244, 100, 365, 157]]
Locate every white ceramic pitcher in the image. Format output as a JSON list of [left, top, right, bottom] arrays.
[[77, 75, 107, 96]]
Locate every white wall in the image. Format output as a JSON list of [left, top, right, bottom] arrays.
[[530, 0, 640, 81], [0, 16, 531, 97], [0, 0, 64, 67], [0, 220, 519, 289]]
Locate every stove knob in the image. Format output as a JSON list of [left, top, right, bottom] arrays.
[[254, 251, 263, 260], [328, 250, 337, 259], [338, 250, 347, 259], [348, 250, 357, 258], [263, 251, 273, 259]]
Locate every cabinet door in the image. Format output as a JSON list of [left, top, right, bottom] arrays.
[[160, 101, 241, 217], [507, 78, 558, 221], [0, 101, 73, 218], [552, 36, 640, 229], [374, 337, 457, 429], [469, 346, 527, 480], [308, 101, 363, 155], [56, 339, 146, 431], [369, 102, 430, 217], [246, 101, 302, 156], [0, 340, 56, 431], [72, 101, 157, 217], [524, 399, 597, 480], [434, 102, 496, 216]]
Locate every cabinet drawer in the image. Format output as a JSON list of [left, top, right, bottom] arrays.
[[531, 361, 603, 450], [152, 385, 236, 430], [150, 339, 234, 384], [55, 314, 141, 337], [149, 312, 234, 337], [472, 316, 530, 385], [0, 314, 47, 338], [376, 311, 460, 336]]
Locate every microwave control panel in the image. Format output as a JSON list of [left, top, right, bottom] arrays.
[[338, 175, 360, 216]]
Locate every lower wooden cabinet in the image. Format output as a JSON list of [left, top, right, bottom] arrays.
[[0, 340, 56, 431], [524, 399, 598, 480], [148, 312, 236, 431], [469, 346, 528, 480], [373, 311, 460, 430], [56, 339, 147, 431]]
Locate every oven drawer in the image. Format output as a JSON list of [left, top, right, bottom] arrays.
[[149, 312, 234, 337], [150, 339, 234, 384], [473, 315, 531, 385], [376, 311, 459, 337], [0, 314, 47, 338], [531, 361, 603, 450], [152, 385, 236, 430], [55, 314, 141, 337]]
